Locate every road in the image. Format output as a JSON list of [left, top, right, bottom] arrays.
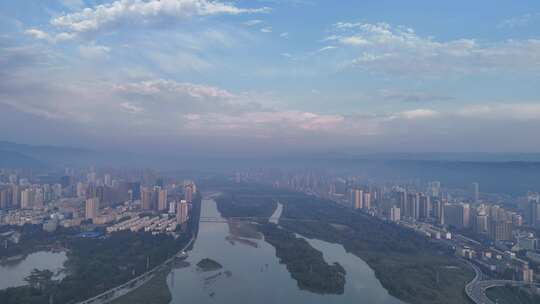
[[464, 260, 537, 304]]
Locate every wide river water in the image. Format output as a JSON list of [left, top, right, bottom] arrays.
[[167, 198, 403, 304]]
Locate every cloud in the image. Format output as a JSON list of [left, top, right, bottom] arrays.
[[261, 26, 273, 33], [3, 40, 540, 152], [24, 29, 49, 40], [279, 32, 289, 38], [60, 0, 85, 10], [323, 22, 540, 76], [380, 90, 454, 103], [183, 111, 345, 134], [24, 29, 75, 43], [79, 44, 111, 58], [498, 13, 539, 29], [114, 79, 235, 99], [318, 46, 337, 52], [243, 19, 264, 26], [31, 0, 269, 40], [120, 102, 144, 113], [458, 104, 540, 121], [398, 109, 439, 120]]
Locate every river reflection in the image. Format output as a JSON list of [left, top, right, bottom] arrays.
[[167, 198, 402, 304], [0, 251, 67, 290]]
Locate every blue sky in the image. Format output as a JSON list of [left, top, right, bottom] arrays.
[[1, 0, 540, 155]]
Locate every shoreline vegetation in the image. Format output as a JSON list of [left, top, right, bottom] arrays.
[[196, 258, 223, 272], [214, 183, 474, 304]]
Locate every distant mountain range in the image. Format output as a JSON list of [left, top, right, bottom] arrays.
[[304, 151, 540, 163], [0, 150, 46, 169], [1, 140, 539, 195], [0, 141, 94, 168]]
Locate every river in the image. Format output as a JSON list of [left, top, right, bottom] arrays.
[[0, 251, 67, 290], [167, 198, 402, 304]]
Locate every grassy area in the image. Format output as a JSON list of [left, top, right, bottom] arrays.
[[486, 285, 540, 304], [111, 269, 172, 304]]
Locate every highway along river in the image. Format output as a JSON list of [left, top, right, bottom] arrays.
[[167, 198, 402, 304]]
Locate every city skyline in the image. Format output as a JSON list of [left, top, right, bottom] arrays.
[[1, 0, 540, 155]]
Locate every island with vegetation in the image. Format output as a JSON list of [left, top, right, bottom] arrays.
[[214, 183, 474, 304], [196, 258, 223, 272], [259, 223, 346, 294]]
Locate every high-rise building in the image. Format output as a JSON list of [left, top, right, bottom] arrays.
[[444, 203, 470, 229], [141, 187, 153, 210], [398, 190, 407, 217], [85, 197, 100, 220], [463, 203, 470, 228], [511, 213, 523, 227], [168, 201, 176, 214], [352, 189, 363, 209], [363, 192, 371, 210], [11, 184, 20, 208], [157, 188, 168, 211], [407, 193, 420, 219], [184, 182, 194, 203], [472, 182, 480, 203], [390, 206, 400, 222], [104, 174, 112, 187], [21, 188, 34, 209], [528, 194, 540, 228], [488, 218, 513, 241], [129, 182, 141, 201], [473, 210, 488, 233], [33, 188, 44, 209], [428, 181, 441, 198], [0, 187, 12, 209], [176, 200, 189, 225], [434, 200, 445, 225], [419, 194, 431, 219]]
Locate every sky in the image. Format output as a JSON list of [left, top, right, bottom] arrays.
[[1, 0, 540, 156]]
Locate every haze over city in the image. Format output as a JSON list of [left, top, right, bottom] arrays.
[[1, 0, 540, 155]]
